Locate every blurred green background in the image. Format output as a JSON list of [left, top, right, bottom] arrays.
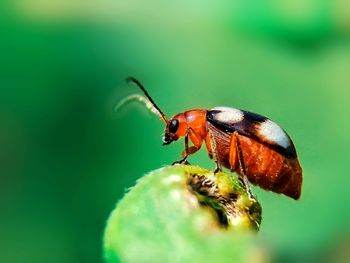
[[1, 1, 350, 262]]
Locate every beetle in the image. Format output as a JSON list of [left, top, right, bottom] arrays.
[[116, 77, 303, 200]]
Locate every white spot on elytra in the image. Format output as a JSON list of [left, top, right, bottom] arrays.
[[259, 120, 290, 148], [212, 106, 244, 123]]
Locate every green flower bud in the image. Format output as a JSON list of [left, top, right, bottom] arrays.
[[104, 165, 263, 263]]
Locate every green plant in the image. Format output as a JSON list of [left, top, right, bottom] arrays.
[[104, 165, 264, 263]]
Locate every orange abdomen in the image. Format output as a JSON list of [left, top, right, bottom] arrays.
[[205, 125, 302, 199], [236, 135, 302, 199]]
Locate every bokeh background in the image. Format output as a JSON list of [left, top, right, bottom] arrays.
[[1, 1, 350, 262]]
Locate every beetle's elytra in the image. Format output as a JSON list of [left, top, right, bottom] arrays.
[[116, 77, 303, 200]]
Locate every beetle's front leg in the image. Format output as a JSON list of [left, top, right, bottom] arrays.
[[172, 128, 202, 165], [172, 133, 191, 165]]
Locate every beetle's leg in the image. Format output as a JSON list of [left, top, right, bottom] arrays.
[[208, 129, 222, 174], [172, 128, 202, 165], [182, 146, 200, 158], [172, 133, 191, 165], [174, 146, 200, 165], [234, 132, 254, 199]]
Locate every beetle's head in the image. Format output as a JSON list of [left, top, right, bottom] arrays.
[[116, 77, 187, 146], [163, 114, 187, 145]]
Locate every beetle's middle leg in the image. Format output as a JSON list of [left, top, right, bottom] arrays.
[[233, 132, 254, 200], [208, 129, 222, 174]]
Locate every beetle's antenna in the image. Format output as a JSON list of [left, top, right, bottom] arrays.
[[114, 94, 167, 122], [115, 77, 169, 124]]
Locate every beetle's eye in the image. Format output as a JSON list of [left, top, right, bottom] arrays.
[[169, 119, 179, 133]]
